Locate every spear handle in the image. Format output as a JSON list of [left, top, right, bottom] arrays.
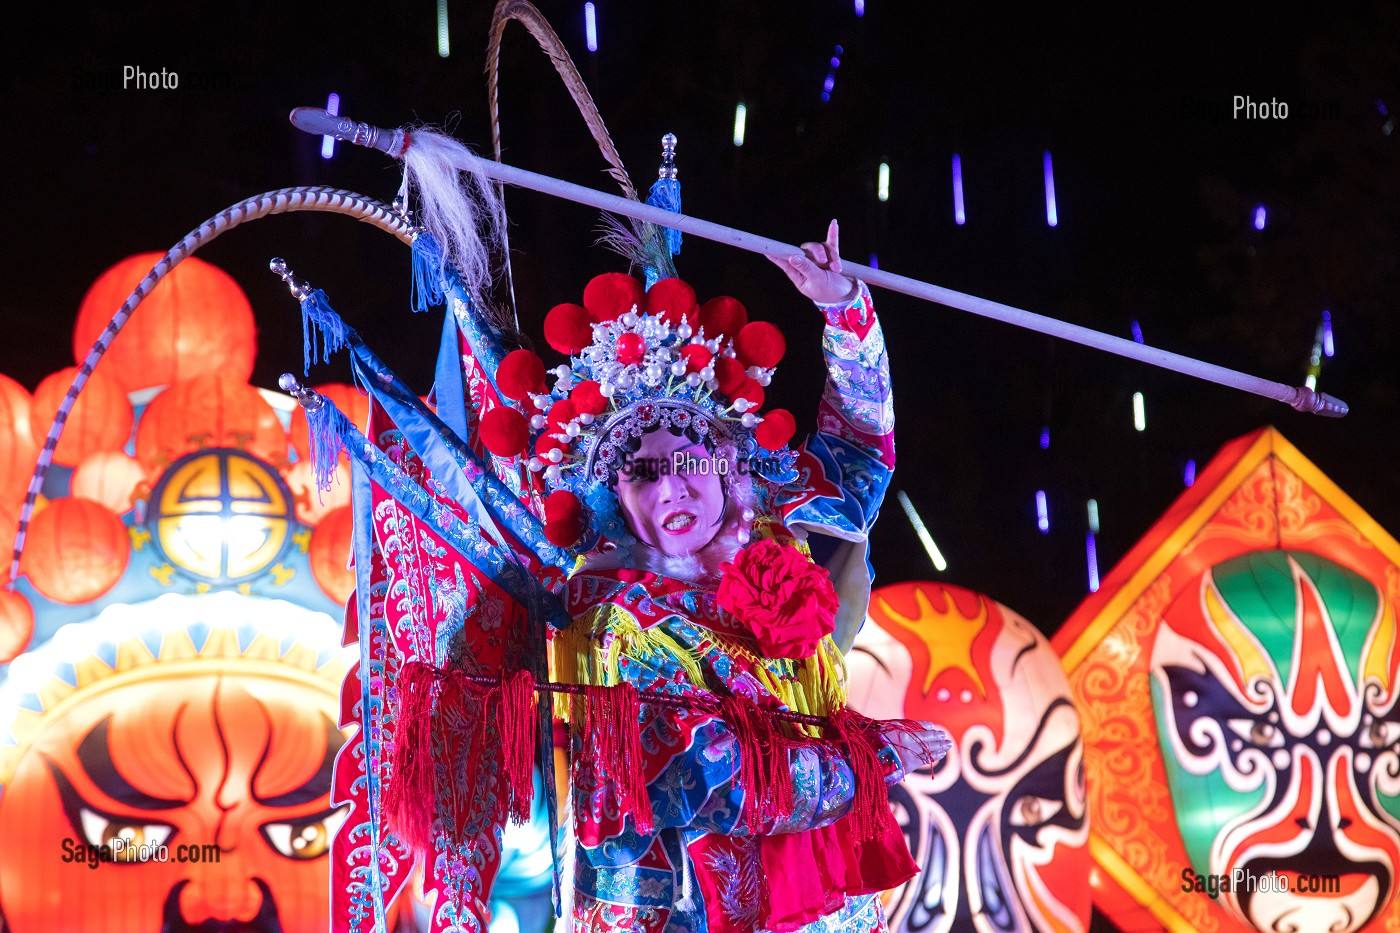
[[292, 107, 1348, 418]]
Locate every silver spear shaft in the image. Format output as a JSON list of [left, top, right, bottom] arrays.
[[291, 106, 1347, 417]]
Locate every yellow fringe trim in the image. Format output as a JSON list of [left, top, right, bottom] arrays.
[[549, 600, 849, 739]]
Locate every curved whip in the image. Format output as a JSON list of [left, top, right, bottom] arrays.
[[486, 0, 638, 201], [8, 186, 413, 586]]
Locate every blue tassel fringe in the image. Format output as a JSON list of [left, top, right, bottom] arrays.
[[307, 400, 348, 495], [411, 233, 447, 314], [300, 289, 351, 375], [647, 178, 683, 257]]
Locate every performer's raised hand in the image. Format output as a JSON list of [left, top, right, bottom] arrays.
[[768, 219, 859, 304], [882, 720, 953, 773]]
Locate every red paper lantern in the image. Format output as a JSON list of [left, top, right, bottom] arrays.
[[72, 252, 257, 393], [289, 383, 370, 464], [21, 497, 130, 604], [136, 375, 287, 472], [29, 367, 134, 468], [69, 451, 147, 515], [0, 589, 33, 663], [309, 505, 354, 604], [0, 374, 38, 505]]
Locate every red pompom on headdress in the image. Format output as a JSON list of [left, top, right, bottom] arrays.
[[732, 377, 765, 410], [583, 273, 644, 323], [570, 380, 608, 416], [735, 321, 786, 369], [497, 349, 546, 401], [546, 399, 577, 431], [480, 406, 530, 457], [543, 489, 585, 546], [714, 356, 748, 396], [756, 409, 796, 450], [535, 432, 566, 460], [644, 278, 698, 328], [679, 344, 713, 374], [544, 303, 593, 355], [700, 296, 748, 341]]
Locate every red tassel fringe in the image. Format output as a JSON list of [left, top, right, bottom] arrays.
[[579, 684, 654, 834], [384, 661, 541, 852], [498, 669, 538, 825], [385, 661, 441, 852], [718, 694, 795, 833], [828, 706, 904, 844]]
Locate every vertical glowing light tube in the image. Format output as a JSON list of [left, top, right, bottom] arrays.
[[1036, 490, 1050, 533], [733, 103, 747, 146], [437, 0, 450, 58], [878, 162, 890, 202], [321, 92, 340, 160], [1322, 310, 1334, 357], [1087, 498, 1100, 535], [1039, 426, 1050, 450], [868, 253, 879, 270], [1184, 459, 1197, 487], [1043, 150, 1058, 227], [584, 2, 597, 52], [1130, 320, 1144, 344], [897, 491, 947, 571], [1253, 204, 1266, 230], [854, 0, 865, 15], [952, 153, 966, 225], [1086, 532, 1100, 592], [1132, 392, 1146, 432]]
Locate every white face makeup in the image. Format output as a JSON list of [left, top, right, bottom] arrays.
[[614, 429, 727, 558]]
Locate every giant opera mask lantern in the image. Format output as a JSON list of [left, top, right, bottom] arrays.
[[1151, 550, 1400, 933], [0, 593, 350, 933], [847, 581, 1091, 933]]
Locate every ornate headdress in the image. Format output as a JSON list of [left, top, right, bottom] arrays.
[[472, 266, 800, 553]]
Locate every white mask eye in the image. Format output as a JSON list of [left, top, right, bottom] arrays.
[[1363, 720, 1400, 749], [78, 807, 174, 860], [1008, 795, 1063, 828], [1227, 718, 1284, 748], [261, 806, 348, 860]]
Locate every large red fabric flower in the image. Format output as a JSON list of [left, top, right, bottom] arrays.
[[717, 539, 838, 659]]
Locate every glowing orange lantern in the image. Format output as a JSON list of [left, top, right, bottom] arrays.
[[28, 367, 133, 468], [70, 451, 147, 515], [309, 505, 354, 604], [0, 374, 38, 506], [281, 458, 351, 526], [289, 383, 369, 464], [0, 589, 34, 664], [135, 375, 287, 472], [72, 252, 257, 394], [21, 497, 130, 604]]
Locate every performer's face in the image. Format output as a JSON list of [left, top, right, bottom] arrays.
[[616, 428, 726, 557]]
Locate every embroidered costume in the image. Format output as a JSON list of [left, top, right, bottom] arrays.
[[265, 118, 948, 933], [550, 282, 914, 933]]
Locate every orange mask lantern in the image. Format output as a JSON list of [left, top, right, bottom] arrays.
[[847, 581, 1092, 933], [0, 593, 350, 933]]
